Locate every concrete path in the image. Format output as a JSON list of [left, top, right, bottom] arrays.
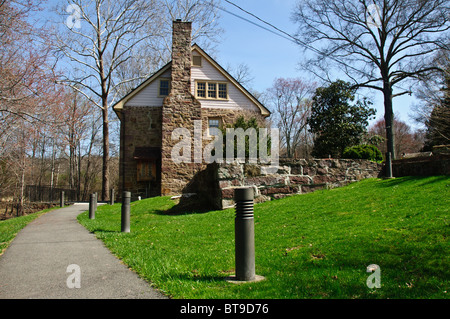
[[0, 203, 167, 299]]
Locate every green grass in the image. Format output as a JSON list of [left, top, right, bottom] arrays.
[[0, 206, 59, 255], [77, 176, 449, 299]]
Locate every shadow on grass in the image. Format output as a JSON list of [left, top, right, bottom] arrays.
[[154, 208, 211, 216], [87, 229, 120, 234], [414, 175, 450, 186], [378, 175, 449, 188], [154, 195, 216, 216], [159, 273, 230, 283]]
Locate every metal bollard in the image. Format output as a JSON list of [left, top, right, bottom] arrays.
[[60, 191, 64, 208], [121, 191, 131, 233], [110, 189, 115, 205], [234, 187, 255, 281], [89, 193, 96, 220], [94, 192, 98, 212]]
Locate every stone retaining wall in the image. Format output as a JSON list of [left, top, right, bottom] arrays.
[[210, 159, 384, 209]]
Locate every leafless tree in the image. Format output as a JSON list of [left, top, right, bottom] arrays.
[[266, 78, 317, 158], [369, 116, 425, 157], [57, 88, 93, 198], [225, 63, 255, 88], [53, 0, 161, 200], [54, 0, 222, 200], [150, 0, 223, 58], [0, 0, 59, 129], [292, 0, 449, 175], [114, 0, 223, 97], [0, 0, 65, 206], [413, 50, 450, 146]]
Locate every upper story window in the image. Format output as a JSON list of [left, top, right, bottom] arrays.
[[192, 55, 202, 67], [159, 79, 170, 96], [195, 81, 228, 100], [197, 82, 206, 98], [208, 83, 217, 98], [218, 83, 227, 99]]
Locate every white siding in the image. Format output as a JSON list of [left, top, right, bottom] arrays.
[[191, 51, 260, 112], [124, 51, 260, 113], [125, 69, 171, 107]]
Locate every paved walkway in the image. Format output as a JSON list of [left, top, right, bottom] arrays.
[[0, 203, 167, 299]]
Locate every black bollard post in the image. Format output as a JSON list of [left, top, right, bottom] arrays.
[[89, 193, 96, 219], [94, 192, 98, 212], [60, 191, 64, 208], [121, 191, 131, 233], [234, 187, 255, 281], [110, 189, 115, 205]]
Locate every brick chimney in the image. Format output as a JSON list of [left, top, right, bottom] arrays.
[[160, 20, 202, 196]]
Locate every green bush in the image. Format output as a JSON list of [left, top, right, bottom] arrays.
[[343, 144, 383, 162]]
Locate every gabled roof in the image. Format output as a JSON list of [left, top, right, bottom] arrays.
[[191, 44, 270, 117], [112, 61, 171, 119], [113, 44, 271, 118]]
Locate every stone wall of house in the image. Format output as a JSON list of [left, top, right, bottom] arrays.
[[119, 106, 162, 199], [161, 21, 203, 196], [159, 21, 269, 197], [200, 159, 384, 209], [201, 108, 267, 130]]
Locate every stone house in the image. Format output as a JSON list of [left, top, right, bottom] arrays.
[[113, 20, 270, 199]]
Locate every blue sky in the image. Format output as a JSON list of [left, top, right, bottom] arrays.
[[214, 0, 420, 129], [40, 0, 420, 129], [215, 0, 302, 91]]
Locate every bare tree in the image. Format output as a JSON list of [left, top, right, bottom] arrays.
[[114, 0, 223, 97], [0, 0, 59, 129], [292, 0, 449, 175], [369, 116, 424, 156], [0, 0, 66, 206], [413, 50, 450, 147], [150, 0, 223, 58], [54, 0, 222, 200], [226, 63, 255, 88], [54, 0, 160, 201], [267, 78, 317, 158], [57, 88, 93, 199]]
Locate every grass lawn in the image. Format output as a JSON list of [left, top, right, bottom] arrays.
[[0, 206, 60, 255], [78, 176, 449, 299]]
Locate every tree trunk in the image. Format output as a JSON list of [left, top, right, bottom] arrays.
[[102, 99, 110, 202], [383, 82, 395, 177], [69, 131, 75, 190], [77, 140, 81, 201], [50, 139, 55, 195], [82, 120, 96, 201], [98, 19, 110, 202]]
